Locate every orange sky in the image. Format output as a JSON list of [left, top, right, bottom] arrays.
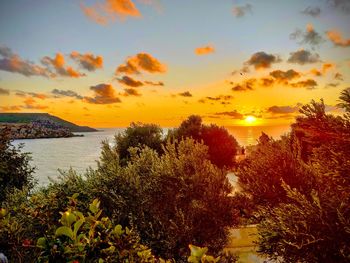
[[0, 1, 349, 127]]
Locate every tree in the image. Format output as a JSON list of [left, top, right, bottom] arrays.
[[169, 115, 239, 168], [91, 138, 239, 260], [0, 129, 35, 203], [115, 122, 164, 165]]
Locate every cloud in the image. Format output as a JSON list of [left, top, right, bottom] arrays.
[[116, 52, 166, 75], [231, 78, 256, 91], [178, 91, 193, 97], [287, 49, 321, 65], [327, 0, 350, 13], [144, 80, 164, 86], [41, 53, 85, 78], [214, 110, 244, 119], [122, 88, 141, 96], [232, 4, 252, 17], [51, 89, 83, 99], [70, 51, 103, 71], [195, 45, 215, 55], [199, 95, 234, 104], [0, 105, 22, 112], [325, 82, 340, 88], [259, 77, 275, 87], [0, 88, 9, 95], [14, 91, 48, 100], [117, 75, 144, 87], [245, 52, 282, 70], [0, 45, 53, 78], [310, 62, 334, 76], [23, 98, 48, 110], [269, 69, 301, 83], [334, 72, 344, 81], [290, 24, 324, 47], [290, 79, 318, 89], [301, 6, 321, 17], [267, 105, 299, 114], [326, 30, 350, 47], [85, 83, 121, 104], [81, 0, 141, 25]]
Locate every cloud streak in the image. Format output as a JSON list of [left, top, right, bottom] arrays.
[[195, 45, 215, 55]]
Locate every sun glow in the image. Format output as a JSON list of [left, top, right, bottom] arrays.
[[244, 115, 257, 125]]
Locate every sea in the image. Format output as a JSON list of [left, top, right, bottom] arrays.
[[13, 125, 290, 186]]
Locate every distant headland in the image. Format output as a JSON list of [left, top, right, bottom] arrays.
[[0, 113, 98, 139]]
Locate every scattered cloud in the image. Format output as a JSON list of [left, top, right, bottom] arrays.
[[15, 91, 47, 100], [231, 78, 256, 91], [85, 83, 121, 104], [116, 52, 166, 75], [178, 91, 193, 97], [259, 77, 275, 87], [334, 72, 344, 81], [195, 45, 215, 55], [301, 6, 321, 17], [267, 105, 299, 114], [70, 51, 103, 71], [117, 75, 144, 87], [0, 45, 53, 78], [290, 24, 324, 47], [214, 110, 244, 119], [290, 79, 318, 89], [23, 98, 48, 110], [0, 87, 9, 95], [122, 88, 141, 96], [269, 69, 301, 83], [287, 49, 321, 65], [326, 30, 350, 47], [199, 95, 234, 104], [232, 4, 252, 17], [245, 52, 282, 70], [41, 53, 85, 78], [51, 89, 83, 99], [0, 105, 22, 112], [81, 0, 141, 25], [309, 62, 334, 76], [327, 0, 350, 14], [325, 82, 340, 88], [144, 80, 164, 86]]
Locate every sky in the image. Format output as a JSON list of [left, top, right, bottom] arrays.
[[0, 0, 349, 128]]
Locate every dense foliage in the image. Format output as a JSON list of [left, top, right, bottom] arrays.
[[0, 129, 35, 203], [237, 90, 350, 262], [169, 115, 239, 168], [0, 139, 238, 262], [115, 122, 164, 165]]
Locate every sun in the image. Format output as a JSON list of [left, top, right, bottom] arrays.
[[244, 115, 257, 125]]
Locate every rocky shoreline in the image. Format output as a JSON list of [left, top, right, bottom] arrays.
[[0, 120, 84, 139]]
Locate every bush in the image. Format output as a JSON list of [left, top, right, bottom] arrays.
[[90, 138, 238, 260], [0, 129, 35, 204]]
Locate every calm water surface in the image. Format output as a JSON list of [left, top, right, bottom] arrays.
[[13, 125, 289, 186]]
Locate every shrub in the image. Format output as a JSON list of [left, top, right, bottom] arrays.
[[0, 129, 35, 203]]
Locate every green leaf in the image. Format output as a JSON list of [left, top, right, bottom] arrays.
[[55, 226, 74, 240], [114, 224, 124, 237], [36, 237, 47, 248], [89, 199, 100, 214], [189, 244, 207, 258], [73, 218, 85, 238]]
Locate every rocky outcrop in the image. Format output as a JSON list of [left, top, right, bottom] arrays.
[[0, 120, 83, 139]]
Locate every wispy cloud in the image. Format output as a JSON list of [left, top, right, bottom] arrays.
[[232, 4, 252, 18], [326, 30, 350, 47], [70, 51, 103, 71]]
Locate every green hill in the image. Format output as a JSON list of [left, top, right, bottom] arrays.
[[0, 113, 98, 132]]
